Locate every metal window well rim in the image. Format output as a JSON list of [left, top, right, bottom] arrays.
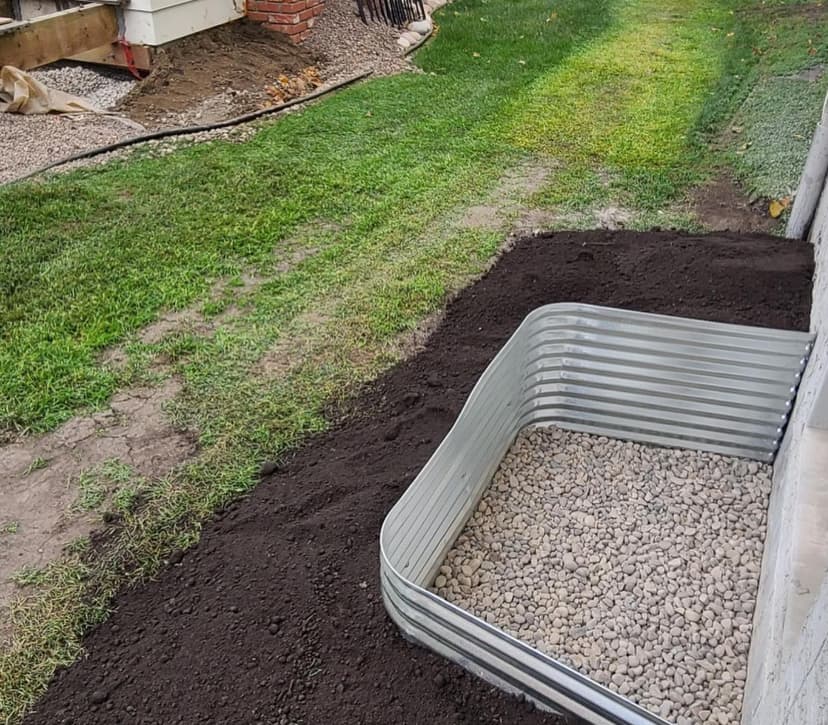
[[380, 303, 814, 725]]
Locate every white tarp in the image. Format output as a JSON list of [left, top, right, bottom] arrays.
[[0, 65, 101, 114]]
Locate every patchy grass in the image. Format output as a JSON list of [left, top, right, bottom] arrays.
[[9, 568, 47, 589], [0, 0, 616, 435], [503, 0, 738, 209], [23, 458, 47, 476], [723, 1, 828, 198], [72, 460, 136, 513], [0, 0, 821, 722]]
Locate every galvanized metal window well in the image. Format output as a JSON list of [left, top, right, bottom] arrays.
[[380, 303, 814, 725]]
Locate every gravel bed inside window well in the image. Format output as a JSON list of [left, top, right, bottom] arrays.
[[432, 427, 770, 725]]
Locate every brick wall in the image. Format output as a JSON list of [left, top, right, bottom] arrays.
[[246, 0, 325, 43]]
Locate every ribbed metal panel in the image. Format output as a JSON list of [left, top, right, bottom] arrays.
[[380, 303, 814, 725]]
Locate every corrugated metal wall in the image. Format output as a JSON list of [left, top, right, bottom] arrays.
[[381, 303, 813, 725]]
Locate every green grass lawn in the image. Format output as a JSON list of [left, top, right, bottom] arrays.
[[1, 0, 827, 722], [727, 2, 828, 198]]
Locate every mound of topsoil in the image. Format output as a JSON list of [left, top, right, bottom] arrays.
[[120, 20, 317, 127], [24, 230, 812, 725]]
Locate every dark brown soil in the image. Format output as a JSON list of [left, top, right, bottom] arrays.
[[120, 20, 316, 127], [690, 172, 781, 235], [24, 231, 813, 725]]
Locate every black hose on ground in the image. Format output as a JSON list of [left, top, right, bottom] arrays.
[[10, 70, 373, 185]]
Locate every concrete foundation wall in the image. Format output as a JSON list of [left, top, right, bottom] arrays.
[[743, 185, 828, 724], [18, 0, 59, 19]]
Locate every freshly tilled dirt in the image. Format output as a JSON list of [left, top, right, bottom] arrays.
[[436, 428, 771, 725], [119, 20, 316, 127], [22, 230, 812, 725]]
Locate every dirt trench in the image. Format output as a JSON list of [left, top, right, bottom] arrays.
[[22, 230, 813, 725]]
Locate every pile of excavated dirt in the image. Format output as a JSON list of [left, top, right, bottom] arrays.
[[22, 230, 812, 725], [118, 20, 316, 127]]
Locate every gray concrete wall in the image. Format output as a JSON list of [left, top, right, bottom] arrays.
[[742, 188, 828, 724], [17, 0, 59, 19]]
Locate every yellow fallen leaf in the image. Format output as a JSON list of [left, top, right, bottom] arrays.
[[473, 52, 481, 58], [769, 197, 791, 218]]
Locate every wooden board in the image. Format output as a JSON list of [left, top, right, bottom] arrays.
[[70, 41, 153, 72], [0, 4, 117, 70]]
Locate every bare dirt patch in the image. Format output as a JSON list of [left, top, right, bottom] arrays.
[[119, 20, 317, 127], [0, 380, 195, 643], [458, 162, 554, 232], [138, 309, 213, 345], [255, 310, 331, 378], [691, 172, 781, 234], [596, 205, 634, 229]]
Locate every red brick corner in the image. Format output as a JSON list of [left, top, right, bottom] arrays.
[[247, 0, 325, 43]]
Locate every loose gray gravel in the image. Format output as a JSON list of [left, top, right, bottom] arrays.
[[433, 427, 771, 725], [1, 62, 138, 183], [304, 0, 414, 80], [30, 62, 136, 109], [0, 113, 135, 184]]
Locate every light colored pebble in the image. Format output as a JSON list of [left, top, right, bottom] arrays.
[[31, 64, 135, 110], [408, 17, 433, 34], [430, 427, 769, 725]]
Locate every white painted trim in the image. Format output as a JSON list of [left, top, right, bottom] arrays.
[[122, 0, 243, 46]]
